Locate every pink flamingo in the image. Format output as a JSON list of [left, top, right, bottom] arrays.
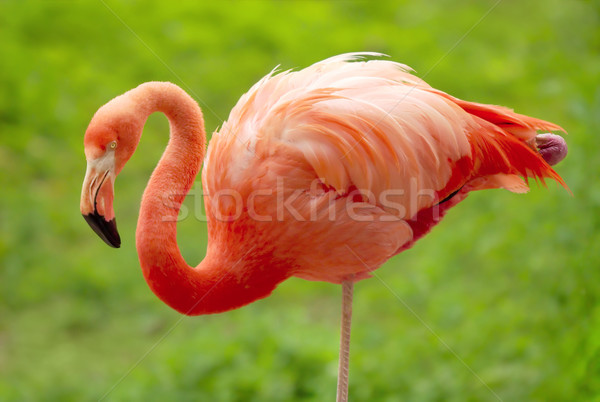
[[80, 53, 567, 401]]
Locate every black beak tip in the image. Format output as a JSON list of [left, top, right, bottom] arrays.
[[83, 212, 121, 248]]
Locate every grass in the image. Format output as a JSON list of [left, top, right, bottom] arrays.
[[0, 0, 599, 400]]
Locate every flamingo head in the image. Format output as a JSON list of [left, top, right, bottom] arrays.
[[80, 97, 144, 248]]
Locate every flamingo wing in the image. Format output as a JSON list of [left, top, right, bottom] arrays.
[[223, 53, 563, 212], [204, 53, 566, 282]]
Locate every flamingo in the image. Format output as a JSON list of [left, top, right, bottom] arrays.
[[80, 53, 567, 400]]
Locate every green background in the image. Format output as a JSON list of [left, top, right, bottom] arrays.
[[1, 0, 598, 400]]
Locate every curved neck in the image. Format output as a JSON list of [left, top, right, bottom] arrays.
[[131, 82, 286, 315]]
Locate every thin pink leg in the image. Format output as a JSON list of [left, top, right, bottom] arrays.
[[336, 279, 354, 402]]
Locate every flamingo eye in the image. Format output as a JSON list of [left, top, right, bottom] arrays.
[[109, 141, 117, 150]]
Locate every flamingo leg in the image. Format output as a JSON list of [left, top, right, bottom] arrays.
[[336, 278, 354, 402]]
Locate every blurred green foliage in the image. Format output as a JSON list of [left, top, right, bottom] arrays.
[[1, 0, 599, 400]]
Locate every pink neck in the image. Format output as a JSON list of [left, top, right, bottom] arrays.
[[130, 82, 287, 315]]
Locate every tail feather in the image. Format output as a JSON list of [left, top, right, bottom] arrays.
[[433, 92, 569, 190], [431, 89, 566, 140], [454, 99, 565, 140], [468, 121, 567, 189]]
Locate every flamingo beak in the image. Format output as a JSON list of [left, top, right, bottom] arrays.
[[80, 157, 121, 248]]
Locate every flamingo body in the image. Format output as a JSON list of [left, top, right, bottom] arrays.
[[202, 53, 565, 284], [80, 53, 567, 316]]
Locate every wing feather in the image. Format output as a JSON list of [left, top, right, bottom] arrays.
[[208, 53, 566, 221]]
